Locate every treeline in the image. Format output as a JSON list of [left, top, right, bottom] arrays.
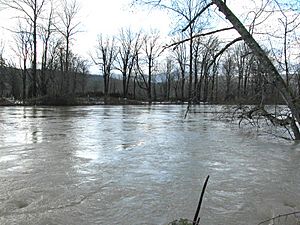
[[0, 0, 300, 105], [0, 0, 90, 102], [1, 33, 300, 105]]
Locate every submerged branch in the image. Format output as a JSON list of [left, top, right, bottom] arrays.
[[238, 105, 291, 127], [258, 211, 300, 225], [235, 105, 296, 140]]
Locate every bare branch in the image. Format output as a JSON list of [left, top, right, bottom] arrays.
[[182, 2, 213, 32], [163, 27, 234, 51], [207, 37, 243, 69]]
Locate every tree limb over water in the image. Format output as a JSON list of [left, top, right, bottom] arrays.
[[134, 0, 300, 140]]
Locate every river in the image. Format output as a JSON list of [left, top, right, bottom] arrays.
[[0, 105, 299, 225]]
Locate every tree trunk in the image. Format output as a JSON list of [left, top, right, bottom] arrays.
[[65, 38, 70, 94], [123, 73, 127, 98], [203, 63, 209, 102], [104, 74, 109, 104], [133, 76, 137, 99], [22, 62, 27, 103], [148, 59, 152, 103], [212, 0, 300, 140], [181, 73, 185, 101], [167, 77, 171, 100], [210, 67, 215, 102], [32, 13, 37, 99], [188, 34, 193, 102]]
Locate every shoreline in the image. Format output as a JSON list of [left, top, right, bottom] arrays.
[[0, 96, 191, 107]]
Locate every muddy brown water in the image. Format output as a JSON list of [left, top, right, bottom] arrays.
[[0, 105, 299, 225]]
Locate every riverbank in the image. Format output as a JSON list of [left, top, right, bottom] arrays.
[[0, 96, 189, 106], [0, 97, 16, 106]]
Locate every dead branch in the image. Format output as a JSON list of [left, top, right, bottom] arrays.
[[235, 105, 296, 140], [258, 211, 300, 225], [238, 106, 291, 126]]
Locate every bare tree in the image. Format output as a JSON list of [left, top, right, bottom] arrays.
[[39, 1, 55, 96], [13, 22, 32, 102], [136, 31, 161, 103], [47, 39, 65, 95], [68, 54, 89, 94], [135, 0, 209, 102], [222, 50, 235, 102], [233, 43, 247, 100], [193, 37, 201, 92], [76, 58, 89, 94], [55, 0, 81, 93], [92, 34, 117, 103], [209, 58, 219, 103], [270, 1, 300, 88], [172, 36, 188, 101], [116, 28, 142, 99], [164, 0, 209, 101], [198, 36, 219, 102], [180, 0, 207, 101], [163, 56, 174, 101], [0, 0, 48, 98]]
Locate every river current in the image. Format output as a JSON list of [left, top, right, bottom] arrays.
[[0, 105, 299, 225]]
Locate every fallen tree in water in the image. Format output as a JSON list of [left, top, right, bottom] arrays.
[[209, 0, 300, 140], [135, 0, 300, 140]]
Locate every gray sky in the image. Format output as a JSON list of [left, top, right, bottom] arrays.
[[74, 0, 171, 55]]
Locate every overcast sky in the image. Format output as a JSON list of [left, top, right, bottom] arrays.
[[73, 0, 172, 73], [74, 0, 171, 55]]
